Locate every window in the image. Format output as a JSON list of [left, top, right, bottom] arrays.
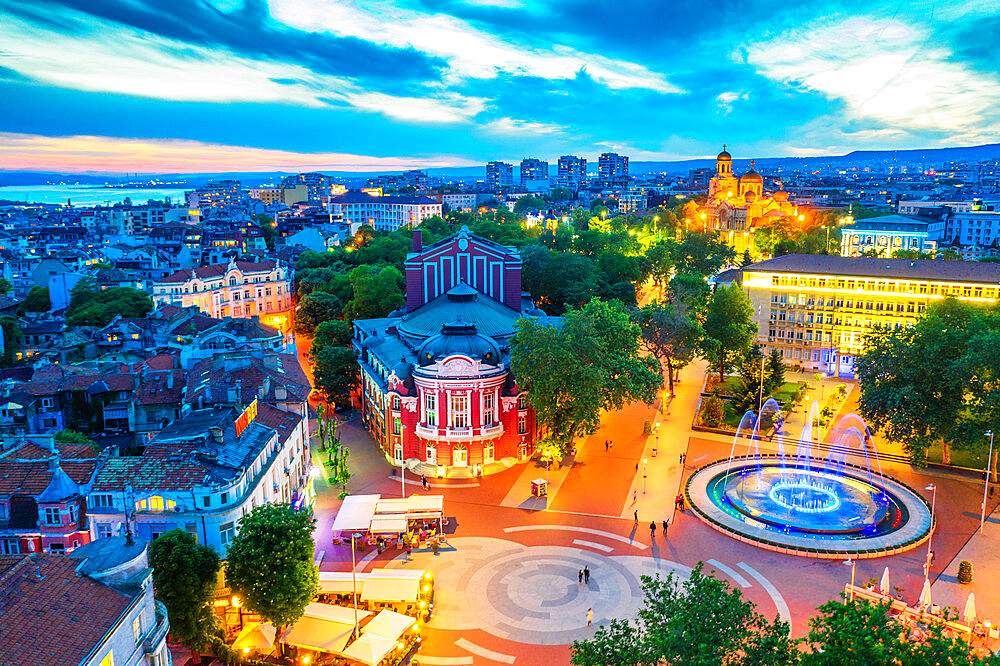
[[202, 495, 211, 507], [99, 651, 114, 666], [220, 491, 229, 505], [517, 394, 527, 409], [220, 522, 235, 546], [450, 394, 469, 428], [44, 507, 60, 526], [1, 539, 19, 554], [393, 417, 401, 435], [68, 504, 78, 524], [0, 503, 6, 520], [132, 615, 143, 644], [41, 397, 54, 410], [97, 524, 113, 539], [49, 543, 65, 554], [483, 393, 496, 425], [517, 414, 528, 434], [392, 395, 401, 410], [424, 392, 437, 427], [136, 496, 176, 512]]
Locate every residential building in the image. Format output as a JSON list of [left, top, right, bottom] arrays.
[[441, 193, 477, 212], [87, 402, 311, 554], [353, 227, 556, 474], [186, 180, 242, 209], [0, 434, 100, 555], [326, 192, 442, 232], [183, 351, 311, 418], [485, 161, 513, 190], [557, 155, 587, 191], [740, 255, 1000, 378], [840, 215, 942, 256], [1, 537, 170, 666], [519, 158, 549, 185], [598, 152, 629, 185], [152, 258, 293, 332], [942, 210, 1000, 255], [280, 172, 343, 200]]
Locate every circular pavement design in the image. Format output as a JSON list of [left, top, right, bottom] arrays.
[[686, 457, 933, 558], [384, 536, 690, 645]]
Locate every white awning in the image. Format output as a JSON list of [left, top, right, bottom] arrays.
[[368, 568, 426, 580], [303, 602, 372, 624], [360, 573, 420, 603], [374, 498, 408, 514], [318, 572, 368, 594], [281, 616, 354, 654], [332, 494, 381, 532], [340, 633, 396, 666], [363, 609, 415, 642], [369, 515, 407, 534], [406, 495, 443, 513]]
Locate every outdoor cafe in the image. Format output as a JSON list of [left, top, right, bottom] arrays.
[[332, 494, 446, 550], [318, 568, 434, 620]]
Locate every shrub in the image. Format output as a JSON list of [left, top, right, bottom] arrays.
[[958, 560, 973, 584], [701, 396, 725, 427], [837, 383, 847, 396], [643, 419, 652, 435]]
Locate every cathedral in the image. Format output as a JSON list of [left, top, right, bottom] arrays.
[[701, 145, 800, 252]]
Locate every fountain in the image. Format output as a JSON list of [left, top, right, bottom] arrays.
[[686, 401, 933, 558]]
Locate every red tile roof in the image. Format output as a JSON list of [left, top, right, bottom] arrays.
[[91, 454, 211, 493], [0, 440, 98, 496], [157, 260, 277, 284], [0, 555, 135, 666], [135, 369, 186, 405]]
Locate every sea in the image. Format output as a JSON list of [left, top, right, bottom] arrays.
[[0, 185, 188, 206]]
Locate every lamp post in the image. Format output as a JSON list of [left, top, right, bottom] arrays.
[[350, 532, 360, 639], [845, 558, 856, 601], [924, 483, 937, 581], [982, 430, 994, 534], [399, 424, 406, 499], [642, 458, 648, 495]]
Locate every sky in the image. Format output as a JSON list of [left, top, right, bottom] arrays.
[[0, 0, 998, 173]]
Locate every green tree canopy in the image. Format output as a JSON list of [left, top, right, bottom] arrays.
[[668, 273, 711, 317], [513, 195, 547, 215], [294, 291, 343, 336], [314, 345, 360, 407], [311, 319, 353, 353], [66, 284, 152, 327], [701, 284, 757, 381], [0, 278, 12, 295], [0, 316, 23, 368], [345, 265, 404, 321], [512, 298, 661, 455], [644, 239, 677, 297], [633, 301, 702, 395], [149, 529, 221, 649], [673, 232, 736, 277], [53, 429, 94, 446], [18, 286, 51, 315], [225, 503, 318, 632], [571, 563, 796, 666]]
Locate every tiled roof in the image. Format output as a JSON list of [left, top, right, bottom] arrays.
[[0, 440, 98, 496], [135, 369, 186, 405], [744, 254, 1000, 284], [0, 555, 135, 666], [157, 260, 278, 284], [185, 353, 310, 406], [169, 314, 221, 335], [92, 453, 212, 492]]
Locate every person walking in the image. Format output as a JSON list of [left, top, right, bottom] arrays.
[[584, 566, 590, 584], [605, 440, 609, 452], [421, 475, 428, 489], [650, 521, 656, 537], [587, 608, 593, 627], [633, 510, 638, 524], [578, 570, 583, 585], [662, 519, 669, 535]]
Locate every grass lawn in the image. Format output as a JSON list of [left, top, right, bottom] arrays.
[[924, 441, 989, 469]]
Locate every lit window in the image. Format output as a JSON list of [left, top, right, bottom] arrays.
[[44, 507, 60, 526], [132, 615, 142, 644]]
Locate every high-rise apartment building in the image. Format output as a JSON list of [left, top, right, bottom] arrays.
[[519, 158, 549, 185], [557, 155, 587, 190], [486, 161, 513, 189], [598, 153, 629, 185]]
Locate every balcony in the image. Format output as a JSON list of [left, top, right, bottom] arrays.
[[144, 600, 170, 653]]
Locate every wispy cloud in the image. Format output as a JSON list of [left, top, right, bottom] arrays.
[[269, 0, 682, 94], [745, 16, 1000, 142], [715, 91, 749, 114], [0, 133, 479, 173], [485, 117, 567, 135]]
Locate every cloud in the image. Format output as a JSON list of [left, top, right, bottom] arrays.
[[0, 132, 479, 173], [484, 117, 567, 135], [269, 0, 682, 94], [715, 91, 749, 114], [745, 16, 1000, 142], [0, 6, 480, 124]]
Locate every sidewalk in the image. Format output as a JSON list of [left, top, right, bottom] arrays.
[[931, 501, 1000, 622]]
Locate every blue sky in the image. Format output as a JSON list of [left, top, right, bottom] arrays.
[[0, 0, 998, 173]]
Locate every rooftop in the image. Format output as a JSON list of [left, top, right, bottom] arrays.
[[744, 254, 1000, 284]]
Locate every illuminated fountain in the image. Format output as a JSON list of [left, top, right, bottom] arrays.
[[686, 400, 932, 558]]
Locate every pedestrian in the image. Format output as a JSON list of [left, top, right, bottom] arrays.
[[679, 452, 683, 464], [662, 519, 669, 534], [584, 566, 590, 584], [635, 462, 639, 472], [650, 521, 656, 537], [605, 440, 609, 452], [587, 608, 593, 627], [406, 543, 412, 558], [421, 475, 428, 489], [578, 570, 583, 585], [633, 509, 638, 524]]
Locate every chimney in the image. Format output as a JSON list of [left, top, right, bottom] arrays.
[[412, 228, 423, 253], [166, 373, 174, 390], [210, 426, 224, 443]]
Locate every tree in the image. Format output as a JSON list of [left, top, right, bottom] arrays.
[[735, 344, 766, 412], [310, 320, 352, 354], [149, 529, 221, 649], [511, 299, 661, 455], [314, 345, 360, 407], [66, 284, 152, 326], [225, 503, 318, 637], [667, 273, 711, 316], [766, 348, 786, 392], [513, 195, 546, 215], [633, 301, 702, 395], [53, 429, 94, 446], [0, 316, 22, 367], [644, 240, 676, 298], [857, 298, 983, 465], [701, 284, 757, 381], [0, 278, 12, 295], [571, 563, 796, 666], [673, 232, 736, 277], [294, 292, 343, 336], [344, 265, 404, 320], [18, 286, 50, 314]]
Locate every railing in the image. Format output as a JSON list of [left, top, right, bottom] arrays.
[[143, 600, 170, 653]]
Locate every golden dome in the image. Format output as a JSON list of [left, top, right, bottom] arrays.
[[717, 144, 732, 161], [740, 160, 762, 182]]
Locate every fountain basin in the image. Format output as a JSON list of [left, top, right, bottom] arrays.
[[687, 456, 932, 558]]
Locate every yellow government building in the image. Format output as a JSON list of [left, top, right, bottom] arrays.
[[702, 145, 801, 252]]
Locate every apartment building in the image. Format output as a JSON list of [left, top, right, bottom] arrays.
[[519, 158, 549, 184], [598, 152, 629, 185], [486, 161, 513, 189], [840, 215, 942, 256], [557, 155, 587, 190], [152, 258, 292, 331], [741, 255, 1000, 378], [327, 192, 442, 232]]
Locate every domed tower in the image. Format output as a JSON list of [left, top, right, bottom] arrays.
[[716, 144, 732, 176], [739, 160, 763, 198]]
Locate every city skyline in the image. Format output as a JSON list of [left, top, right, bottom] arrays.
[[1, 0, 999, 173]]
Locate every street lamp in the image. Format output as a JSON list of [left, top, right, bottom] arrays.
[[844, 558, 856, 601], [349, 532, 361, 639], [924, 483, 937, 581], [642, 458, 648, 495], [982, 430, 994, 534]]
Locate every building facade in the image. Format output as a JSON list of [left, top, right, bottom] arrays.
[[486, 161, 513, 189], [598, 152, 629, 185], [741, 255, 1000, 378], [840, 215, 942, 256], [557, 155, 587, 191], [353, 227, 556, 474], [519, 158, 549, 184], [327, 192, 442, 232], [152, 258, 292, 331]]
